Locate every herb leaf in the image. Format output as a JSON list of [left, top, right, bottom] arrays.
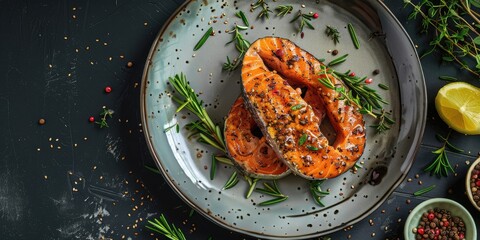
[[309, 180, 330, 207], [347, 23, 360, 49], [424, 130, 462, 177], [146, 214, 187, 240], [275, 5, 293, 17], [193, 27, 213, 51], [325, 25, 340, 44]]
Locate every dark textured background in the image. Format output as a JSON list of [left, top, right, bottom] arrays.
[[0, 0, 479, 239]]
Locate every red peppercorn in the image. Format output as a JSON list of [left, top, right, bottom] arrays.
[[417, 228, 424, 235], [434, 228, 440, 236], [459, 233, 465, 239], [348, 72, 356, 77], [365, 78, 373, 84], [476, 180, 480, 187], [275, 49, 284, 58], [313, 13, 319, 19], [89, 116, 95, 122], [427, 213, 435, 221], [105, 86, 112, 93], [443, 220, 449, 227]]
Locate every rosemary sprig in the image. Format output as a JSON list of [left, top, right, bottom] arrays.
[[223, 171, 239, 190], [404, 0, 480, 78], [95, 107, 114, 128], [413, 184, 436, 196], [146, 214, 186, 240], [193, 27, 213, 51], [347, 23, 360, 49], [370, 109, 395, 133], [169, 73, 226, 151], [235, 11, 249, 26], [424, 130, 464, 177], [164, 123, 180, 133], [309, 180, 330, 207], [255, 180, 288, 206], [325, 25, 340, 44], [275, 5, 293, 17], [290, 10, 315, 33], [251, 0, 272, 19], [223, 18, 251, 71], [317, 61, 394, 132], [245, 176, 259, 198]]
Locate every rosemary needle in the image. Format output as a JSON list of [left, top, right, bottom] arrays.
[[413, 184, 436, 196], [347, 23, 360, 49], [193, 27, 213, 51]]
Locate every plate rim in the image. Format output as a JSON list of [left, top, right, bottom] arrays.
[[140, 0, 428, 238]]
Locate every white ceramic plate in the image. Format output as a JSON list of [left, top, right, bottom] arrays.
[[141, 0, 427, 239]]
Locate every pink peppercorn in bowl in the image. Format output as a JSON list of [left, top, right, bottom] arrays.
[[404, 198, 476, 240], [466, 156, 480, 212]]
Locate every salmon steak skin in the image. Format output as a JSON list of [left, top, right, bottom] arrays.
[[241, 36, 366, 179], [224, 88, 326, 179]]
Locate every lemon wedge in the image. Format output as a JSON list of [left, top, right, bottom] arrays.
[[435, 82, 480, 135]]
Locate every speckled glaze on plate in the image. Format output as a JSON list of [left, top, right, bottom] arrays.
[[140, 0, 427, 239]]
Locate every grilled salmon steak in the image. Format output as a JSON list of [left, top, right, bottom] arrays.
[[241, 37, 366, 179], [225, 88, 326, 179]]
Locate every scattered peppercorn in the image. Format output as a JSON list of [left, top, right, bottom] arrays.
[[373, 69, 380, 75], [38, 118, 46, 125], [105, 86, 112, 93], [365, 78, 373, 84], [313, 13, 319, 19], [332, 49, 338, 56], [127, 61, 133, 68], [89, 116, 95, 122]]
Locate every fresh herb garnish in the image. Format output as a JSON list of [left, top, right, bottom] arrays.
[[210, 154, 217, 180], [325, 25, 340, 44], [404, 0, 480, 78], [223, 171, 239, 190], [275, 5, 293, 17], [223, 17, 251, 71], [306, 145, 319, 151], [290, 104, 304, 110], [413, 184, 436, 196], [298, 133, 308, 146], [378, 83, 389, 90], [146, 214, 186, 240], [318, 62, 395, 132], [245, 176, 259, 198], [370, 109, 395, 133], [235, 11, 249, 26], [290, 10, 315, 33], [251, 0, 272, 19], [169, 73, 226, 151], [95, 107, 114, 128], [425, 130, 464, 177], [255, 180, 288, 206], [347, 23, 360, 49], [439, 75, 458, 82], [193, 26, 213, 51], [327, 54, 348, 67], [164, 123, 180, 133], [309, 180, 330, 207]]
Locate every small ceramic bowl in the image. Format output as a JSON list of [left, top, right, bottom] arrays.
[[404, 198, 477, 240], [466, 156, 480, 212]]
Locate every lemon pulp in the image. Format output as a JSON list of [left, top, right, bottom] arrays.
[[435, 82, 480, 135]]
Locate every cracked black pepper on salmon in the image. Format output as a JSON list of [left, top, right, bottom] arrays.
[[240, 37, 366, 179]]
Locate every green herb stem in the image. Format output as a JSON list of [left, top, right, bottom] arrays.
[[146, 214, 187, 240]]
